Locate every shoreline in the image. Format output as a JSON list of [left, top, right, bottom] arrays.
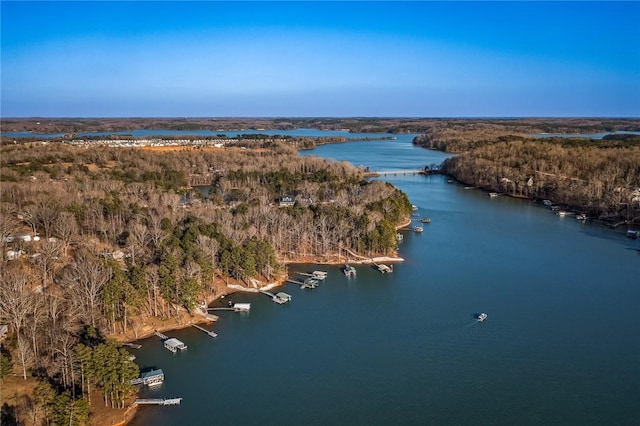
[[114, 216, 412, 343], [109, 219, 411, 425]]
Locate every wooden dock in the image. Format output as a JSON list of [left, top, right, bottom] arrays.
[[298, 271, 327, 280], [154, 331, 169, 340], [374, 263, 393, 273], [135, 398, 182, 406], [259, 290, 289, 304], [191, 324, 217, 338]]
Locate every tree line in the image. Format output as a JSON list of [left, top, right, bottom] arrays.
[[0, 140, 411, 424], [411, 123, 640, 223]]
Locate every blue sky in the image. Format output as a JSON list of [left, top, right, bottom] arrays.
[[1, 1, 639, 117]]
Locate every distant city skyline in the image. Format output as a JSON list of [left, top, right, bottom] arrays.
[[1, 1, 639, 117]]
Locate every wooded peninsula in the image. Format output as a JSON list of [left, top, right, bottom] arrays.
[[1, 117, 639, 425]]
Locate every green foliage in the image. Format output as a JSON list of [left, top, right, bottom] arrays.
[[92, 341, 139, 409], [363, 219, 397, 255]]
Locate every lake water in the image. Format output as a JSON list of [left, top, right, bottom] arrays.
[[130, 135, 640, 425], [1, 131, 67, 138]]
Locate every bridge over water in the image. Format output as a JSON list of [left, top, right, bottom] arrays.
[[363, 169, 441, 177]]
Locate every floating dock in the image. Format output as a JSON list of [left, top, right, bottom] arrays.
[[233, 303, 251, 312], [135, 398, 182, 406], [123, 342, 142, 349], [343, 265, 356, 277], [298, 271, 327, 280], [275, 292, 292, 302], [191, 323, 217, 338], [259, 290, 291, 303], [375, 264, 393, 273]]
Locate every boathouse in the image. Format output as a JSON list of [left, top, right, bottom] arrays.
[[275, 292, 292, 302], [164, 338, 187, 353], [131, 369, 165, 386], [233, 303, 251, 312]]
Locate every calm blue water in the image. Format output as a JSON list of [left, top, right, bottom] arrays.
[[130, 136, 640, 425], [1, 131, 67, 138]]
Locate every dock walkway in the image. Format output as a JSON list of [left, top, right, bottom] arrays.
[[191, 323, 217, 338], [154, 331, 169, 340], [135, 398, 182, 406], [259, 290, 290, 304]]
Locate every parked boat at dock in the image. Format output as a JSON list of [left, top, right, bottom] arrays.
[[413, 226, 423, 233]]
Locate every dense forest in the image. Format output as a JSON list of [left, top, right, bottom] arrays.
[[412, 122, 640, 224], [3, 117, 639, 423], [3, 117, 638, 137], [0, 141, 411, 424]]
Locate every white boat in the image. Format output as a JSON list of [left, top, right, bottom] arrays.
[[627, 230, 640, 239], [413, 226, 423, 233], [489, 192, 498, 198], [420, 217, 431, 224], [543, 199, 553, 206], [477, 313, 487, 322], [556, 210, 568, 217], [576, 213, 587, 221]]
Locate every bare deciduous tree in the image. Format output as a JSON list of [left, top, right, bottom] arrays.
[[60, 249, 111, 329], [54, 212, 77, 257]]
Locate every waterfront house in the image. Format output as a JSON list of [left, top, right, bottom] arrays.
[[279, 196, 295, 207], [6, 249, 24, 260], [0, 324, 8, 340]]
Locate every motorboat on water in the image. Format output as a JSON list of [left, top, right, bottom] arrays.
[[421, 217, 431, 224], [477, 313, 488, 322]]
